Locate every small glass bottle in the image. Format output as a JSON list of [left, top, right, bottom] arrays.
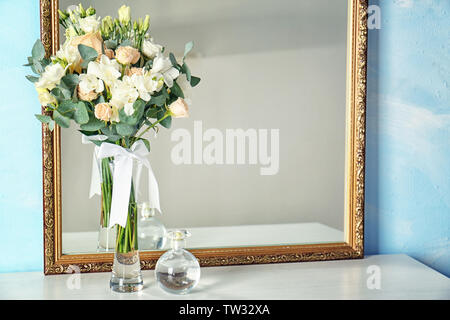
[[138, 203, 167, 250], [155, 230, 200, 294]]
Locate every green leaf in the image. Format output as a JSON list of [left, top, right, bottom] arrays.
[[149, 94, 166, 107], [48, 119, 55, 131], [57, 100, 76, 118], [116, 123, 135, 136], [53, 110, 71, 128], [171, 81, 184, 98], [157, 110, 172, 129], [190, 76, 201, 87], [80, 114, 106, 131], [32, 39, 45, 61], [183, 41, 194, 59], [104, 39, 118, 50], [35, 114, 52, 124], [181, 63, 191, 82], [74, 102, 89, 124], [146, 107, 160, 119], [51, 86, 72, 102], [61, 74, 79, 89], [31, 60, 44, 74], [101, 126, 121, 142], [119, 39, 133, 47], [169, 53, 178, 67], [26, 75, 39, 83], [78, 44, 98, 62], [118, 100, 145, 126], [139, 138, 150, 152]]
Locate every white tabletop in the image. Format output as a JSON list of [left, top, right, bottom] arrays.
[[62, 222, 344, 254], [0, 254, 448, 299]]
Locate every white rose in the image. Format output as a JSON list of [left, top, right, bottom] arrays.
[[168, 98, 189, 118], [35, 63, 66, 90], [142, 39, 162, 59], [110, 77, 139, 111], [87, 55, 121, 86], [79, 15, 101, 33], [79, 73, 104, 94], [151, 53, 179, 88]]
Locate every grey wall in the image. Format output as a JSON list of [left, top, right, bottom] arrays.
[[61, 0, 348, 232]]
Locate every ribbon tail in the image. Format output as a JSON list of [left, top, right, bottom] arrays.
[[89, 146, 101, 198], [147, 162, 161, 214], [108, 156, 133, 228]]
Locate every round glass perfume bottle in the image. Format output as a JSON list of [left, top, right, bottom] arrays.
[[138, 203, 166, 250], [155, 230, 200, 294]]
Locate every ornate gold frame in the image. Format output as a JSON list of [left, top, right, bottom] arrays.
[[41, 0, 367, 275]]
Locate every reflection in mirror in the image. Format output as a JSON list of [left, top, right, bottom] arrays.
[[60, 0, 349, 254]]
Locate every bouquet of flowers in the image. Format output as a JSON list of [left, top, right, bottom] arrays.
[[25, 4, 200, 266]]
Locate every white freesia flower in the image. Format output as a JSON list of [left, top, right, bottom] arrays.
[[130, 72, 163, 101], [35, 87, 57, 106], [65, 26, 77, 40], [56, 40, 81, 67], [35, 63, 66, 90], [79, 15, 101, 33], [142, 39, 162, 59], [110, 77, 139, 115], [87, 55, 121, 86], [151, 53, 179, 88], [79, 73, 104, 94]]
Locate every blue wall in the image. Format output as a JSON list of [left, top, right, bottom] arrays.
[[0, 0, 448, 276], [0, 0, 43, 273], [365, 0, 450, 276]]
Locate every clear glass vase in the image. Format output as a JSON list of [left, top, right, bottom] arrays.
[[109, 163, 143, 293], [97, 157, 116, 252], [155, 230, 200, 294], [138, 204, 166, 250]]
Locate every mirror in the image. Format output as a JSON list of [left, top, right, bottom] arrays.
[[41, 0, 367, 273]]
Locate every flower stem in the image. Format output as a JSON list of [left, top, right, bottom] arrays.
[[136, 112, 170, 139]]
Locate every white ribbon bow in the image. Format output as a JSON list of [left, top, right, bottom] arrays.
[[83, 136, 161, 228]]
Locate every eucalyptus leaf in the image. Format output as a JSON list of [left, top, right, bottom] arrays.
[[26, 75, 39, 83], [74, 101, 89, 124], [116, 123, 135, 137], [78, 44, 98, 62], [190, 76, 201, 87], [149, 94, 166, 107], [183, 41, 194, 59], [61, 74, 79, 89], [32, 60, 43, 74], [35, 114, 52, 124], [146, 107, 160, 119], [104, 39, 118, 50], [101, 125, 121, 142], [57, 100, 77, 117], [157, 110, 172, 129], [53, 110, 71, 128], [80, 114, 106, 131], [169, 52, 178, 67], [171, 81, 184, 98], [48, 119, 55, 131], [140, 138, 150, 152], [181, 63, 191, 82], [32, 39, 45, 61]]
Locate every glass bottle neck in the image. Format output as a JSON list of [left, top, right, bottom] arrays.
[[171, 239, 186, 251]]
